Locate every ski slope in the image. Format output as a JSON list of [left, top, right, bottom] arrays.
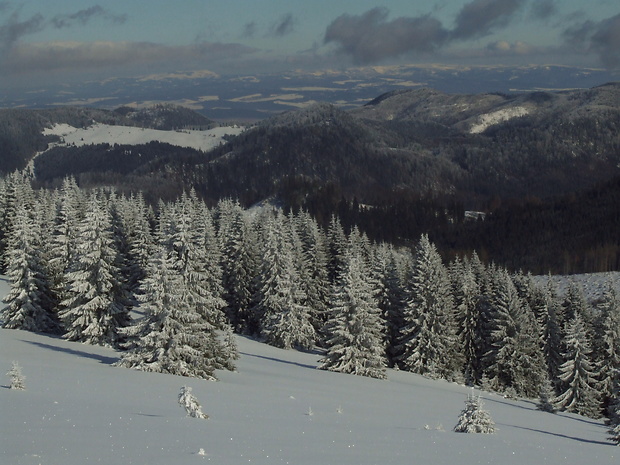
[[1, 276, 619, 464]]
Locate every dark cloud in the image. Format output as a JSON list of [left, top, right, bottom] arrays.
[[242, 21, 257, 39], [271, 13, 296, 37], [0, 4, 126, 52], [451, 0, 526, 40], [0, 10, 45, 50], [528, 0, 557, 20], [324, 7, 448, 64], [562, 13, 620, 70], [589, 14, 620, 69], [51, 5, 127, 29]]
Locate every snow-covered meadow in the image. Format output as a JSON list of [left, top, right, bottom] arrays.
[[1, 275, 619, 465], [42, 123, 245, 152]]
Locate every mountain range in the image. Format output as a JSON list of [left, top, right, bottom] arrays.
[[1, 81, 619, 274]]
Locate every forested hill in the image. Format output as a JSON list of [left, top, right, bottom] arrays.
[[0, 104, 215, 173], [1, 84, 619, 273]]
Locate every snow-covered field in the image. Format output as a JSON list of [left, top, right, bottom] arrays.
[[42, 123, 245, 152], [1, 272, 619, 465], [534, 271, 620, 303]]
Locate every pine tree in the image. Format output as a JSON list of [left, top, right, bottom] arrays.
[[537, 378, 558, 413], [7, 361, 25, 390], [178, 386, 209, 419], [319, 252, 387, 379], [254, 213, 316, 350], [116, 246, 233, 379], [1, 202, 58, 333], [595, 282, 620, 405], [454, 393, 495, 434], [397, 234, 460, 380], [219, 203, 258, 333], [451, 257, 482, 385], [58, 193, 130, 346], [482, 268, 545, 397], [553, 314, 600, 417]]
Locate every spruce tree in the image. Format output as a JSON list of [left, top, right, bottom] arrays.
[[1, 202, 57, 333], [454, 393, 495, 434], [553, 314, 600, 417], [59, 193, 129, 346], [319, 252, 387, 379], [7, 361, 26, 390], [117, 246, 232, 379], [397, 234, 459, 380], [254, 213, 316, 349]]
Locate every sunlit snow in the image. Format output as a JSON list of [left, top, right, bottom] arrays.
[[469, 106, 529, 134], [42, 123, 245, 152], [1, 274, 619, 464]]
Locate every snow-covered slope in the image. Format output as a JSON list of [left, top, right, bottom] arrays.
[[43, 123, 245, 152], [469, 106, 529, 134], [1, 326, 617, 464]]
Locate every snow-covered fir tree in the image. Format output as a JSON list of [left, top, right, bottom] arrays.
[[178, 386, 208, 419], [319, 249, 387, 379], [396, 234, 460, 380], [58, 193, 130, 346], [453, 392, 495, 434], [1, 202, 58, 333], [482, 268, 545, 397], [451, 256, 482, 385], [7, 361, 25, 390], [116, 245, 234, 379], [595, 282, 620, 405], [553, 313, 601, 417], [253, 213, 316, 349], [217, 200, 255, 331], [537, 378, 558, 413]]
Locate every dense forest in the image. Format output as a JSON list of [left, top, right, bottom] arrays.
[[1, 172, 619, 422]]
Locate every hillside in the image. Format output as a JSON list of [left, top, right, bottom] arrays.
[[1, 326, 617, 465]]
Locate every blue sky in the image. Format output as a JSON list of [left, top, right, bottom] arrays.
[[1, 0, 619, 88]]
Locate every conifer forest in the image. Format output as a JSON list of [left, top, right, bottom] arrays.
[[1, 171, 620, 423]]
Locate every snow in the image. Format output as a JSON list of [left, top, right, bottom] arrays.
[[469, 106, 529, 134], [534, 272, 620, 303], [1, 276, 619, 464], [42, 123, 245, 152]]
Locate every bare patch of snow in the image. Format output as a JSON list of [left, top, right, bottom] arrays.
[[469, 106, 529, 134]]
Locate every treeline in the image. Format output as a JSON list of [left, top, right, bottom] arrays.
[[1, 173, 619, 421]]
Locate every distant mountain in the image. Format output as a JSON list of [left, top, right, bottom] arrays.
[[2, 64, 617, 121]]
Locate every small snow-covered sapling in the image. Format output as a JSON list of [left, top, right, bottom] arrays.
[[178, 386, 208, 419], [7, 361, 25, 390]]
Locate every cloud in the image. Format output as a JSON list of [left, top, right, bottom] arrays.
[[2, 40, 258, 79], [486, 40, 537, 55], [563, 13, 620, 69], [0, 4, 125, 51], [528, 0, 557, 20], [270, 13, 296, 37], [51, 5, 127, 29], [324, 7, 448, 64], [589, 14, 620, 69], [0, 10, 45, 50], [451, 0, 526, 40], [242, 21, 257, 39]]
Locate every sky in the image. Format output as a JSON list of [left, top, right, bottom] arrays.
[[1, 0, 619, 88]]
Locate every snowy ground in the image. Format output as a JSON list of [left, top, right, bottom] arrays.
[[533, 271, 620, 304], [2, 277, 620, 464], [42, 123, 245, 152], [469, 106, 529, 134]]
